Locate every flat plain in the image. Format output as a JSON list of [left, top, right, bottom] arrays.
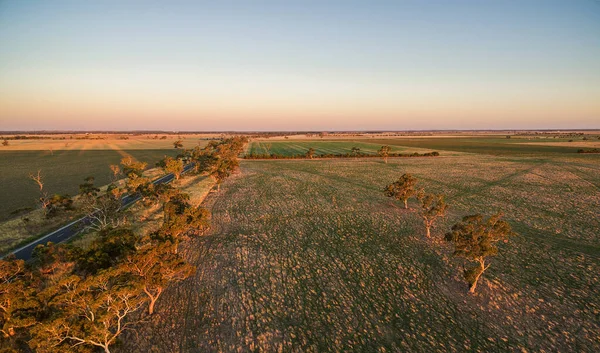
[[122, 142, 600, 352]]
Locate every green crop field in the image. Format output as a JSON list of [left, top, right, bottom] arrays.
[[360, 137, 588, 156], [246, 140, 435, 156], [123, 152, 600, 352], [0, 149, 181, 221]]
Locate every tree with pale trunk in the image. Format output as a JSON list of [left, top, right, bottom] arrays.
[[444, 213, 514, 293], [29, 267, 145, 353], [306, 147, 315, 159], [125, 241, 195, 315], [29, 170, 51, 214], [417, 191, 448, 238], [384, 174, 418, 209], [378, 145, 392, 163], [109, 165, 121, 183]]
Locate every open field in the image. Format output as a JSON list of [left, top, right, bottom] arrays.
[[246, 140, 437, 157], [0, 133, 219, 150], [123, 152, 600, 352], [360, 137, 591, 156], [0, 149, 184, 221]]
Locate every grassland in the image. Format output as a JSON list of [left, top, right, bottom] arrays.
[[122, 151, 600, 352]]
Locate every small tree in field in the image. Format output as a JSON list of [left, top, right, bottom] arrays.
[[378, 145, 391, 163], [306, 147, 315, 159], [2, 139, 8, 146], [417, 191, 447, 238], [351, 146, 361, 158], [384, 174, 418, 209], [445, 213, 514, 293], [29, 170, 51, 214], [173, 140, 183, 149], [109, 164, 121, 182]]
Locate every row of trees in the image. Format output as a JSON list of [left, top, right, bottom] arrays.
[[384, 174, 514, 294], [2, 138, 248, 352]]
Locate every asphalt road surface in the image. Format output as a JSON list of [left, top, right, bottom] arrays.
[[4, 163, 195, 261]]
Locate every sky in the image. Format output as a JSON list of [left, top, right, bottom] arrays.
[[1, 0, 599, 131]]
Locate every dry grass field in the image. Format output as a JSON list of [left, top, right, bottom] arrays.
[[121, 151, 600, 352]]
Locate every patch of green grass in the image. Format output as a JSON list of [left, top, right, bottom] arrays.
[[247, 140, 433, 157], [126, 154, 600, 352], [359, 137, 585, 155]]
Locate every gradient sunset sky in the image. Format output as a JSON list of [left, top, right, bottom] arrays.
[[1, 0, 599, 131]]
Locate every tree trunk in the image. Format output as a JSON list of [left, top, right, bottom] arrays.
[[384, 157, 388, 164], [403, 199, 408, 209], [469, 260, 486, 293], [217, 183, 221, 192], [425, 225, 431, 238]]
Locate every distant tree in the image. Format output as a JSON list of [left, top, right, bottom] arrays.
[[506, 135, 511, 139], [162, 156, 184, 180], [2, 139, 8, 146], [384, 174, 418, 209], [378, 145, 392, 163], [109, 165, 121, 182], [306, 147, 315, 159], [417, 191, 448, 238], [173, 140, 183, 149], [79, 176, 100, 199], [125, 242, 195, 315], [351, 146, 361, 158], [264, 142, 272, 154], [120, 157, 146, 178], [445, 213, 514, 293], [46, 194, 73, 218], [120, 158, 150, 195], [29, 170, 51, 214]]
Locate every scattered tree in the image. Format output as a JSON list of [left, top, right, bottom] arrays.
[[29, 170, 51, 214], [173, 140, 183, 149], [351, 146, 361, 158], [109, 165, 121, 182], [2, 139, 8, 146], [384, 174, 418, 209], [306, 147, 315, 159], [417, 191, 448, 238], [378, 145, 391, 163], [444, 213, 515, 293]]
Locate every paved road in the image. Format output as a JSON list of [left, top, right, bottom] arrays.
[[4, 163, 195, 261]]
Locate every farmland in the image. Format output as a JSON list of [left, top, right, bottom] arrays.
[[0, 149, 183, 221], [246, 140, 437, 157], [122, 150, 600, 352]]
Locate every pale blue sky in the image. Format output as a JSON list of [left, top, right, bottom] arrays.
[[1, 0, 599, 130]]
